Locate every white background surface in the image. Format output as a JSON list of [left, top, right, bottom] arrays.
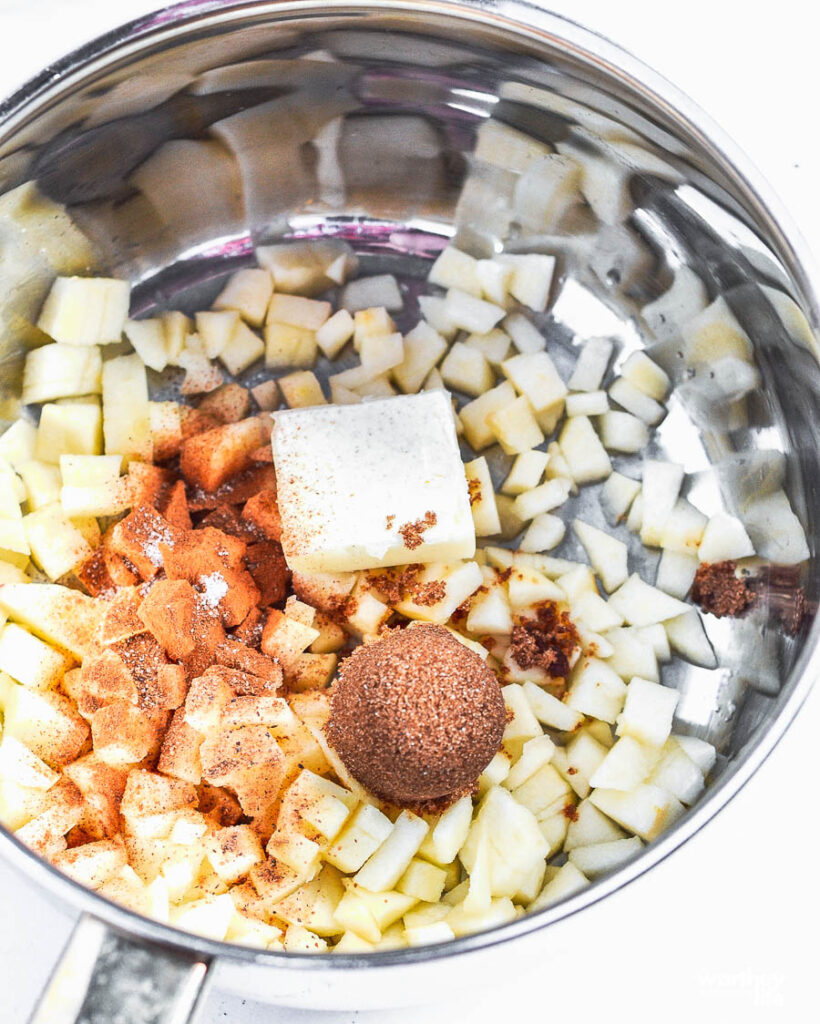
[[0, 1, 818, 1021]]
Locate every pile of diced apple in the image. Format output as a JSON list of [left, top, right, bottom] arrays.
[[0, 231, 808, 954]]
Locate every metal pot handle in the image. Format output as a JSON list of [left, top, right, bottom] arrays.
[[29, 915, 211, 1024]]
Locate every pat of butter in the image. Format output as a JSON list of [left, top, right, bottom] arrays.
[[271, 391, 476, 572]]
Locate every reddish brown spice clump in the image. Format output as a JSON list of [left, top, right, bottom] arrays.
[[509, 602, 581, 679], [467, 478, 482, 506], [398, 511, 437, 550], [327, 624, 505, 811], [691, 561, 755, 618]]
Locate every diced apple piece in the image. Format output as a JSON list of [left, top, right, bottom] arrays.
[[601, 472, 640, 525], [588, 735, 658, 790], [664, 610, 717, 668], [604, 628, 659, 683], [397, 858, 448, 903], [1, 682, 89, 767], [405, 921, 455, 946], [506, 567, 564, 609], [267, 294, 331, 332], [572, 519, 628, 593], [101, 354, 152, 463], [520, 512, 566, 553], [428, 246, 481, 295], [439, 342, 493, 398], [559, 417, 611, 483], [513, 478, 570, 522], [487, 395, 544, 455], [673, 734, 716, 775], [0, 623, 72, 690], [178, 345, 224, 396], [568, 836, 643, 878], [22, 344, 103, 405], [598, 411, 648, 454], [36, 403, 102, 463], [552, 730, 608, 798], [192, 310, 238, 360], [565, 390, 608, 416], [504, 734, 556, 790], [659, 499, 707, 554], [0, 583, 103, 659], [501, 684, 543, 755], [220, 321, 266, 375], [655, 549, 697, 600], [698, 513, 755, 562], [502, 351, 568, 415], [417, 795, 472, 867], [465, 328, 510, 368], [38, 276, 129, 346], [522, 680, 583, 731], [503, 313, 545, 355], [354, 811, 428, 893], [621, 351, 670, 401], [264, 322, 317, 369], [568, 337, 613, 392], [0, 518, 28, 569], [609, 378, 665, 425], [566, 657, 627, 723], [589, 784, 684, 841], [564, 798, 626, 850], [23, 504, 92, 580], [502, 450, 548, 495], [500, 254, 555, 312], [392, 321, 447, 394], [212, 268, 272, 327], [639, 460, 685, 548], [648, 740, 705, 805], [0, 420, 37, 471], [324, 803, 393, 873], [444, 288, 505, 334], [466, 584, 513, 636], [608, 575, 690, 627], [278, 371, 327, 410], [313, 309, 354, 360], [458, 382, 516, 452], [463, 457, 500, 537], [395, 561, 483, 626]]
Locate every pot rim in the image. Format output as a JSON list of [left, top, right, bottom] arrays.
[[0, 0, 817, 972]]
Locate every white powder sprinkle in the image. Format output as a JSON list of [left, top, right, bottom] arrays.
[[199, 571, 229, 608]]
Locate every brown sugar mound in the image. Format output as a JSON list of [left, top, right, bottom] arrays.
[[509, 601, 581, 680], [691, 560, 755, 618], [327, 624, 505, 811]]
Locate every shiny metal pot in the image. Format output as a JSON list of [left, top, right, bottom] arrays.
[[0, 2, 817, 1020]]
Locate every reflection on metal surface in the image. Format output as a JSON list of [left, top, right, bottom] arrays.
[[0, 0, 817, 1000]]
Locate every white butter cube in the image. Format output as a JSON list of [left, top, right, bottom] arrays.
[[272, 392, 475, 572]]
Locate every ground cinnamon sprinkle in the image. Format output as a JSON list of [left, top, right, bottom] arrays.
[[467, 478, 481, 506], [385, 514, 395, 530], [398, 510, 437, 550], [509, 601, 581, 679], [691, 561, 755, 618]]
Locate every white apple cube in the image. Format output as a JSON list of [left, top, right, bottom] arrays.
[[500, 254, 555, 312], [564, 798, 626, 850], [195, 310, 240, 360], [648, 740, 705, 805], [604, 628, 659, 683], [567, 836, 643, 878], [444, 288, 505, 334], [513, 478, 570, 522], [428, 247, 481, 295], [565, 390, 609, 417], [341, 275, 402, 313], [0, 421, 37, 471], [660, 499, 707, 554], [655, 549, 698, 599], [639, 460, 685, 548], [324, 803, 393, 873], [22, 345, 103, 405], [463, 457, 501, 537], [698, 513, 755, 562], [0, 623, 72, 690], [559, 417, 611, 483], [23, 505, 92, 580], [588, 735, 659, 791], [503, 313, 545, 355], [440, 342, 494, 398], [608, 575, 690, 627], [123, 318, 168, 371], [354, 811, 428, 893], [568, 337, 613, 392], [502, 450, 549, 495], [219, 321, 265, 375], [465, 328, 510, 367], [589, 784, 684, 841], [501, 684, 543, 755], [528, 862, 589, 911], [502, 351, 568, 414], [466, 583, 512, 636], [487, 396, 544, 455], [521, 680, 583, 732], [616, 676, 679, 748], [102, 354, 152, 463], [566, 658, 627, 723], [664, 610, 717, 668], [609, 378, 665, 425], [621, 351, 670, 400], [38, 276, 129, 346], [459, 381, 517, 451], [600, 472, 641, 525], [572, 519, 628, 593], [672, 735, 717, 775], [520, 513, 566, 553], [504, 734, 556, 791], [598, 411, 648, 453], [212, 268, 272, 327], [36, 403, 102, 463]]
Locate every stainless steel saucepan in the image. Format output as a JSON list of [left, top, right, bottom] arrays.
[[0, 1, 817, 1019]]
